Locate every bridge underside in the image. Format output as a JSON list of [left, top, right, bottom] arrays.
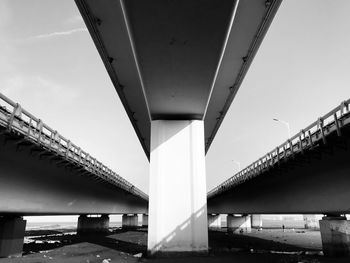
[[0, 129, 147, 216], [76, 0, 282, 254], [207, 125, 350, 214], [76, 0, 282, 156]]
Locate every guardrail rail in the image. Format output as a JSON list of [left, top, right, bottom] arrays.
[[0, 92, 148, 201], [208, 99, 350, 199]]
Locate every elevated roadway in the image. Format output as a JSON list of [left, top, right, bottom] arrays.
[[0, 93, 148, 215], [75, 0, 282, 157], [75, 0, 282, 254], [208, 100, 350, 214]]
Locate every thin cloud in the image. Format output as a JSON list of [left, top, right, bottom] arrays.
[[66, 15, 84, 25], [32, 27, 88, 39], [0, 75, 79, 106]]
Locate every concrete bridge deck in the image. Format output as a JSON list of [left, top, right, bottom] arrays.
[[0, 93, 148, 215], [207, 99, 350, 214]]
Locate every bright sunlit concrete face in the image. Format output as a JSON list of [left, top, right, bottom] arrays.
[[148, 120, 208, 254]]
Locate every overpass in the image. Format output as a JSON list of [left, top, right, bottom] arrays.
[[207, 99, 350, 256], [207, 99, 350, 213], [75, 0, 282, 254], [4, 0, 347, 259], [0, 93, 148, 257], [0, 0, 349, 256]]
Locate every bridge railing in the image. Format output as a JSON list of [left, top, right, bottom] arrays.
[[0, 93, 148, 201], [208, 99, 350, 199]]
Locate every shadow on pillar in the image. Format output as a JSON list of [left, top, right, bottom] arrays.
[[227, 214, 251, 234], [77, 214, 109, 236], [148, 206, 208, 257], [0, 216, 26, 258], [320, 214, 350, 257], [251, 214, 262, 229], [148, 121, 208, 256], [142, 214, 148, 227], [122, 214, 138, 229], [208, 214, 221, 230], [303, 215, 320, 230]]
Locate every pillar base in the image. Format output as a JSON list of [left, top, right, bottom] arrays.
[[147, 249, 208, 258], [251, 214, 263, 229], [227, 214, 251, 234], [142, 214, 148, 227], [319, 215, 350, 256], [303, 215, 319, 230], [122, 214, 138, 229], [77, 215, 109, 235], [0, 216, 26, 258], [208, 214, 221, 230]]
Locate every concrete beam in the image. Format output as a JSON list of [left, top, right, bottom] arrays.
[[208, 129, 350, 214], [0, 134, 147, 215]]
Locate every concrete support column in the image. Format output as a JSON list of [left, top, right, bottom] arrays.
[[319, 215, 350, 256], [303, 215, 319, 230], [251, 214, 262, 229], [142, 214, 149, 227], [122, 214, 138, 229], [148, 120, 208, 255], [227, 214, 251, 234], [77, 214, 109, 235], [208, 214, 221, 230], [0, 216, 26, 258]]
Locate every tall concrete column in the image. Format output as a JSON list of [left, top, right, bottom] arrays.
[[319, 215, 350, 256], [208, 214, 221, 230], [77, 215, 109, 235], [122, 214, 138, 229], [251, 214, 262, 229], [148, 120, 208, 255], [142, 214, 149, 227], [0, 216, 26, 258], [303, 215, 319, 230], [227, 214, 251, 234]]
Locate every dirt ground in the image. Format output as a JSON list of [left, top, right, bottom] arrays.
[[0, 228, 349, 263]]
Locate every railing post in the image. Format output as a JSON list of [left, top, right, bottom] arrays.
[[299, 130, 304, 154], [308, 130, 313, 146], [318, 117, 326, 144], [65, 140, 71, 158], [36, 119, 43, 143], [8, 103, 22, 131], [334, 113, 341, 137]]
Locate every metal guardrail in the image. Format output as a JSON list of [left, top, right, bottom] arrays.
[[0, 93, 148, 201], [208, 99, 350, 199]]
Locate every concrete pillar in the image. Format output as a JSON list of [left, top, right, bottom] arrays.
[[148, 120, 208, 255], [0, 216, 26, 258], [208, 214, 221, 230], [319, 215, 350, 256], [227, 214, 251, 234], [122, 214, 138, 229], [303, 215, 319, 230], [251, 214, 263, 229], [77, 214, 109, 235], [142, 214, 149, 227]]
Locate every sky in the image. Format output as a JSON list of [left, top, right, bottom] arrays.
[[1, 0, 350, 203]]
